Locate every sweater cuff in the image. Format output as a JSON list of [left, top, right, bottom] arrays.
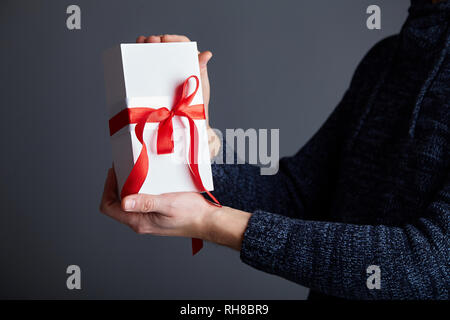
[[240, 210, 293, 273]]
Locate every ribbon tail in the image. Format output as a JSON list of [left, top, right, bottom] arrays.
[[120, 120, 149, 198], [185, 117, 222, 255], [121, 144, 148, 198], [186, 117, 221, 205], [192, 238, 203, 255]]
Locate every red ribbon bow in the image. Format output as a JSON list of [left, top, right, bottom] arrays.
[[109, 75, 220, 255]]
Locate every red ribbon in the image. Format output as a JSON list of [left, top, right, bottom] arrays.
[[109, 75, 220, 255]]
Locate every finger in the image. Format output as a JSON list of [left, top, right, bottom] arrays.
[[99, 169, 118, 213], [136, 36, 146, 43], [102, 201, 135, 226], [198, 51, 213, 68], [160, 34, 190, 43], [101, 168, 119, 207], [122, 194, 168, 214], [100, 169, 134, 226], [145, 35, 161, 43]]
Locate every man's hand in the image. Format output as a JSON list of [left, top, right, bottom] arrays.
[[99, 168, 216, 238], [136, 34, 221, 159], [99, 168, 251, 250]]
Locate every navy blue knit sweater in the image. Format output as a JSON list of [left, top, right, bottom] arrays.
[[211, 0, 449, 299]]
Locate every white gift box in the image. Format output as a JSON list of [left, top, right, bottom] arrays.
[[103, 42, 214, 196]]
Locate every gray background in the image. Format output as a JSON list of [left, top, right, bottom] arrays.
[[0, 0, 409, 299]]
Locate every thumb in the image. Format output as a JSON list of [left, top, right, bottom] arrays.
[[121, 194, 167, 213], [199, 51, 213, 69]]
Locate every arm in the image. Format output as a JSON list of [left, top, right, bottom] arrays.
[[215, 174, 450, 300]]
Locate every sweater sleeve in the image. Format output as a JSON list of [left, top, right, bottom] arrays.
[[211, 36, 398, 219], [240, 174, 450, 299], [211, 88, 354, 218]]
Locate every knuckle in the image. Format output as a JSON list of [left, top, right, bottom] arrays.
[[142, 197, 155, 212]]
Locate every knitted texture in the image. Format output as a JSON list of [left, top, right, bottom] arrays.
[[211, 0, 449, 299]]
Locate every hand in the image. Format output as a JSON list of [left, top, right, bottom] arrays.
[[136, 34, 221, 159], [99, 168, 217, 238], [99, 168, 251, 250]]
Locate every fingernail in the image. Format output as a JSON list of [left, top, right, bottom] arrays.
[[124, 199, 136, 211]]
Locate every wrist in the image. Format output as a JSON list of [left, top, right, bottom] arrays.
[[201, 205, 251, 251], [187, 201, 219, 239]]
